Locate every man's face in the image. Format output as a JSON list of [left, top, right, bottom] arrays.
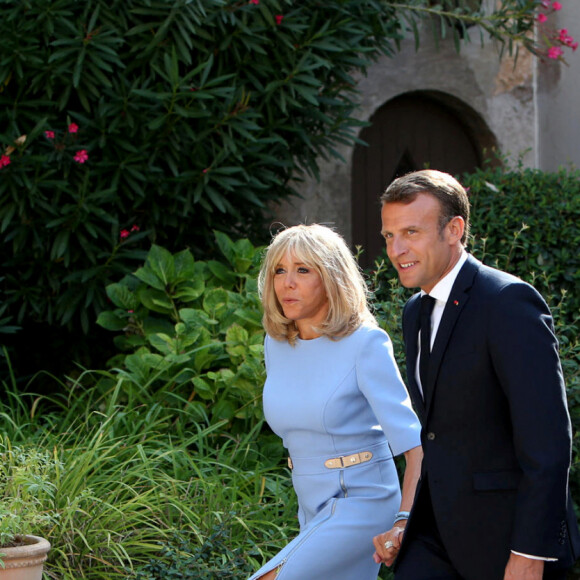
[[380, 193, 463, 293]]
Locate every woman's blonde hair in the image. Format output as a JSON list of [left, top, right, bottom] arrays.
[[258, 224, 376, 344]]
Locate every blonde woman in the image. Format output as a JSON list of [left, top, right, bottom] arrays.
[[249, 224, 422, 580]]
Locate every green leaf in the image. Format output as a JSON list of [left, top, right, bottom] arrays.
[[207, 261, 237, 286], [134, 266, 166, 292], [138, 288, 174, 315], [106, 283, 139, 310], [214, 231, 236, 266], [174, 249, 195, 281], [202, 288, 229, 316], [225, 324, 249, 359], [96, 311, 127, 331], [148, 333, 177, 355], [192, 377, 215, 401], [173, 279, 205, 302], [50, 230, 70, 261]]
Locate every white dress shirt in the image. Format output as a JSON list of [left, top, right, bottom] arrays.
[[415, 251, 467, 395]]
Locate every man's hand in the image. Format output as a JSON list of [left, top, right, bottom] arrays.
[[504, 553, 544, 580]]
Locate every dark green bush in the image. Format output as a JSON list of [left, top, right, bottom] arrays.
[[133, 524, 257, 580], [0, 0, 411, 334], [0, 0, 542, 380], [465, 163, 580, 326]]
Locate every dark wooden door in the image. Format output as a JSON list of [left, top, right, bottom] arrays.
[[351, 92, 482, 268]]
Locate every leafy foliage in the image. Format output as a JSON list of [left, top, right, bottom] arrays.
[[464, 162, 580, 326], [0, 361, 295, 579], [97, 231, 266, 432], [133, 524, 257, 580], [0, 0, 542, 337], [0, 441, 59, 548], [0, 0, 393, 332]]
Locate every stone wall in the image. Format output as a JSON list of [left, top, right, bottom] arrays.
[[536, 3, 580, 171], [271, 11, 579, 244]]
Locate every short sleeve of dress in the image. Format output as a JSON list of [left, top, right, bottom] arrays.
[[356, 326, 422, 456]]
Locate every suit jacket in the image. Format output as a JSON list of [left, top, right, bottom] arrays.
[[397, 254, 580, 580]]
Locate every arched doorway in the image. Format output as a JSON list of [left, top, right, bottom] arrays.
[[351, 90, 497, 268]]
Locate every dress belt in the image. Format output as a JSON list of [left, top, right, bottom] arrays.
[[287, 441, 393, 475]]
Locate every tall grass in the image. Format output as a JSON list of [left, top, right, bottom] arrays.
[[0, 367, 297, 579]]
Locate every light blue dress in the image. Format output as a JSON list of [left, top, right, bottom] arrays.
[[249, 323, 422, 580]]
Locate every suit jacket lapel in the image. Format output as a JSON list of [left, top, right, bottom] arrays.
[[423, 255, 480, 414]]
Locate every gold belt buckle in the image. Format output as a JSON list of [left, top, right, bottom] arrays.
[[324, 451, 373, 469]]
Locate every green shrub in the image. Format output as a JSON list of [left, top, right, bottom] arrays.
[[133, 527, 255, 580], [0, 440, 59, 549], [0, 0, 543, 356], [465, 163, 580, 326], [96, 231, 266, 432], [0, 0, 410, 334]]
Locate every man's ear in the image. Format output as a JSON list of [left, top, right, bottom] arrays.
[[446, 216, 465, 244]]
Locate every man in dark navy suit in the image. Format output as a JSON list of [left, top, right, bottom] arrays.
[[373, 170, 579, 579]]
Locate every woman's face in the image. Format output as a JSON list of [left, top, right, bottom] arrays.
[[273, 251, 329, 339]]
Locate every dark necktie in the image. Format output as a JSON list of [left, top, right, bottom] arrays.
[[419, 294, 436, 393]]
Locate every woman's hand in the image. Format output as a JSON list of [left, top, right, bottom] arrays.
[[373, 445, 421, 567], [372, 523, 406, 567]]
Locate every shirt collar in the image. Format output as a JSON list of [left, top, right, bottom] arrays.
[[421, 251, 468, 304]]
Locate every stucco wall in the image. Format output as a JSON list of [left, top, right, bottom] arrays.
[[272, 25, 538, 243], [536, 3, 580, 170]]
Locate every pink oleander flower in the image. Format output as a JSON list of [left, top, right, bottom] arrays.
[[541, 0, 550, 7], [120, 229, 130, 239], [130, 224, 140, 232], [275, 14, 283, 25], [68, 123, 79, 133], [537, 13, 548, 23], [249, 0, 259, 4], [548, 45, 564, 58], [552, 1, 562, 10], [45, 130, 55, 139], [0, 154, 11, 168], [73, 149, 89, 163], [558, 28, 576, 46]]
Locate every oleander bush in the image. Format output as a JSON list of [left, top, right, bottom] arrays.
[[0, 0, 545, 380], [0, 0, 419, 336]]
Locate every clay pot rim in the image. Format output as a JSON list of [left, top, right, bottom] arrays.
[[0, 535, 51, 559]]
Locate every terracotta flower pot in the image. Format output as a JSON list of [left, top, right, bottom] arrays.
[[0, 535, 51, 580]]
